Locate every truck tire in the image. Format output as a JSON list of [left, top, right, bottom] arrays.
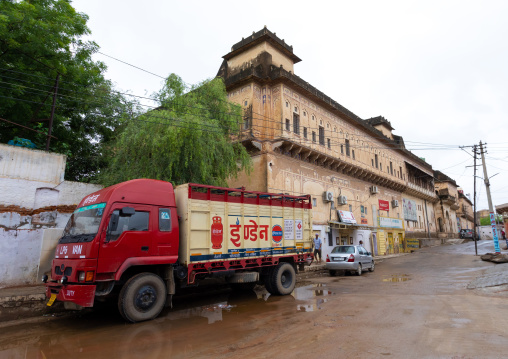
[[264, 271, 276, 294], [268, 262, 296, 295], [118, 273, 166, 323]]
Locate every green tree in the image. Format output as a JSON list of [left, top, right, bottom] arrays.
[[0, 0, 133, 181], [480, 215, 503, 226], [99, 75, 252, 187]]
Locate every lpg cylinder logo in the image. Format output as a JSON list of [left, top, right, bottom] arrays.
[[211, 216, 223, 249], [272, 224, 283, 243]]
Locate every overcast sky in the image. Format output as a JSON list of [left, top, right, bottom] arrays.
[[72, 0, 508, 211]]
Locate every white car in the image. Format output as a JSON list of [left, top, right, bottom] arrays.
[[326, 245, 375, 276]]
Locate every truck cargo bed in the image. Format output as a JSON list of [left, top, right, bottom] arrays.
[[174, 184, 313, 267]]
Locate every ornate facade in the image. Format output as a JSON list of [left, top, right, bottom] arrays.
[[219, 27, 461, 256]]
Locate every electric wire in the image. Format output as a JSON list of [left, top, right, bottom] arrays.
[[0, 66, 466, 152]]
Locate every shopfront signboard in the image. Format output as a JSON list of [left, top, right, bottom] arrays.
[[379, 200, 390, 211], [378, 216, 403, 229], [337, 210, 357, 224], [402, 198, 417, 222]]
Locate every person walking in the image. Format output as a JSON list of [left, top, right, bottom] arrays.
[[313, 234, 322, 263]]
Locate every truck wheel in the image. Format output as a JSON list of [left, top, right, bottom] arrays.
[[264, 271, 276, 294], [269, 262, 296, 295], [118, 273, 166, 323]]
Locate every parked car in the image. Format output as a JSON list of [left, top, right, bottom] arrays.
[[326, 245, 375, 276], [459, 229, 475, 240]]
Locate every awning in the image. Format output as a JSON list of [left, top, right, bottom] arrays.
[[328, 221, 374, 231]]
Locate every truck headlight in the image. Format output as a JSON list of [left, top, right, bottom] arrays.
[[42, 275, 48, 283], [78, 271, 94, 282], [60, 276, 68, 285]]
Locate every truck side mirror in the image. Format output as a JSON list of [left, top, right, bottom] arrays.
[[120, 207, 135, 217], [106, 212, 120, 243]]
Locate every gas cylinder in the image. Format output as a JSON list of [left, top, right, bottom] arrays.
[[211, 216, 223, 249]]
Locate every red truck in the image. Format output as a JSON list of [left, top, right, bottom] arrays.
[[44, 179, 314, 322]]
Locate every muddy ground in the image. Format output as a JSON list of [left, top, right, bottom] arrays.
[[1, 240, 507, 358]]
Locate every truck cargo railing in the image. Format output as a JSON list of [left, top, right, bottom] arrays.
[[188, 183, 312, 209]]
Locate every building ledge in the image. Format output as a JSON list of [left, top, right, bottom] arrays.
[[271, 139, 407, 192]]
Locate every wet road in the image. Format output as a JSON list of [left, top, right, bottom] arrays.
[[1, 240, 508, 358]]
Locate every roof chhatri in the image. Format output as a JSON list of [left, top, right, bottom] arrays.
[[366, 116, 394, 131], [223, 26, 302, 64]]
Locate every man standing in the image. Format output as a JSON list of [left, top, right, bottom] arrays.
[[313, 234, 322, 263]]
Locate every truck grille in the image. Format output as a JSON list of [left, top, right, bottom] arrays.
[[55, 266, 73, 276]]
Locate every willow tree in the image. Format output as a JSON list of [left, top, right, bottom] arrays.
[[99, 74, 251, 187]]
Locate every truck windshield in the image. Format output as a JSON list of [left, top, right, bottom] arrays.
[[59, 203, 106, 244]]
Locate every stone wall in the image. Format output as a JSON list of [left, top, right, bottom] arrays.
[[0, 144, 102, 288]]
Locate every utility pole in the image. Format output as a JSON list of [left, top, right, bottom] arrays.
[[46, 73, 60, 151], [479, 141, 500, 253], [463, 144, 480, 255], [473, 145, 478, 256]]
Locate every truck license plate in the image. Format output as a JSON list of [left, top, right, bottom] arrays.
[[47, 294, 56, 307]]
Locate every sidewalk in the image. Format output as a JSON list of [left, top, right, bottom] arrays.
[[0, 285, 49, 323]]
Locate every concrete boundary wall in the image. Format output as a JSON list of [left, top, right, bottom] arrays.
[[0, 229, 44, 287], [0, 144, 103, 288]]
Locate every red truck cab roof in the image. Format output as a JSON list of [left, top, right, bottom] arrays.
[[78, 179, 176, 208]]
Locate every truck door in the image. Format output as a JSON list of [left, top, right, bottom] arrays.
[[151, 207, 179, 256], [97, 203, 153, 275]]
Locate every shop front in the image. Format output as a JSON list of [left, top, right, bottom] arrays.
[[376, 216, 406, 255], [323, 210, 374, 258]]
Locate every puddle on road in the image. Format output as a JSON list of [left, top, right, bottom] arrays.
[[166, 301, 236, 324], [0, 284, 337, 358], [382, 274, 411, 282], [292, 284, 335, 312]]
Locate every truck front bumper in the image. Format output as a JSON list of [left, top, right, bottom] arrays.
[[46, 282, 96, 308]]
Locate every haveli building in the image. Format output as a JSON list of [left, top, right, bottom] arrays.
[[456, 190, 474, 231], [219, 27, 462, 257]]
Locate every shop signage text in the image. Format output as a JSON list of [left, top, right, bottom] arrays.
[[379, 200, 390, 211], [338, 210, 357, 224], [378, 216, 403, 229]]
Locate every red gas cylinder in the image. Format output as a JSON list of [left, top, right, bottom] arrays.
[[211, 216, 224, 249]]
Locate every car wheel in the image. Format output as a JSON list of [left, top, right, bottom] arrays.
[[329, 270, 337, 277], [118, 273, 166, 323], [369, 261, 375, 272], [356, 264, 362, 276]]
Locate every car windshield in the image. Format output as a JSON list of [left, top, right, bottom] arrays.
[[332, 246, 355, 254], [59, 203, 106, 244]]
